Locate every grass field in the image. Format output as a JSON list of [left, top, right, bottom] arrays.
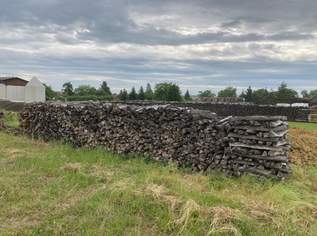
[[289, 121, 317, 131], [1, 111, 317, 235], [0, 109, 19, 128], [0, 131, 317, 235]]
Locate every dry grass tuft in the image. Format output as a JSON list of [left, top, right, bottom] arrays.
[[207, 207, 242, 236], [3, 214, 42, 232], [61, 163, 82, 173], [173, 199, 242, 236], [174, 199, 201, 234], [110, 178, 137, 192], [244, 199, 282, 229], [86, 164, 115, 183], [286, 202, 317, 230], [146, 184, 181, 211]]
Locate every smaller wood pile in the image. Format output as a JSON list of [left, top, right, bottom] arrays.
[[227, 116, 291, 179], [309, 105, 317, 123], [0, 111, 4, 129]]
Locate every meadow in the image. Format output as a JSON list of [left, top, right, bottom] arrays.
[[289, 121, 317, 131], [0, 111, 317, 235]]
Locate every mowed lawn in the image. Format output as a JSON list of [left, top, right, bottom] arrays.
[[289, 121, 317, 131], [0, 132, 317, 236]]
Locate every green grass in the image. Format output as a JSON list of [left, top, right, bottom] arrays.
[[289, 122, 317, 131], [0, 132, 317, 235], [0, 109, 20, 128]]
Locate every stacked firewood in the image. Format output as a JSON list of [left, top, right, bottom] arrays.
[[20, 102, 291, 179], [309, 105, 317, 123], [226, 116, 291, 179]]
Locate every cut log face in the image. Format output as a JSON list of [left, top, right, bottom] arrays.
[[20, 102, 291, 180]]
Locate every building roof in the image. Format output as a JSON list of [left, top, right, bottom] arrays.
[[26, 77, 45, 88], [0, 77, 28, 82]]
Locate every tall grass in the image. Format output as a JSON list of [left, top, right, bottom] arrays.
[[0, 132, 316, 235], [0, 110, 20, 128]]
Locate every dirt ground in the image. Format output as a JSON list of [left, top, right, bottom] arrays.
[[289, 128, 317, 166]]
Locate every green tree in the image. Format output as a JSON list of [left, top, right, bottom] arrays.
[[252, 89, 275, 105], [302, 89, 317, 99], [301, 90, 309, 98], [98, 81, 112, 96], [144, 83, 154, 100], [74, 85, 97, 96], [118, 89, 128, 101], [240, 86, 253, 102], [129, 87, 138, 100], [62, 82, 74, 96], [154, 83, 182, 101], [184, 90, 192, 101], [274, 82, 298, 103], [198, 90, 215, 97], [44, 84, 57, 100], [310, 90, 317, 98], [218, 87, 237, 97], [138, 86, 145, 100]]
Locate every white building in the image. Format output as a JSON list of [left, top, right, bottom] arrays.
[[0, 77, 46, 103]]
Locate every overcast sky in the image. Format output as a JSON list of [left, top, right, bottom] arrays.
[[1, 0, 317, 93]]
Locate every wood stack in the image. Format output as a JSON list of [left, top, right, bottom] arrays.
[[20, 102, 291, 179], [227, 116, 291, 179], [309, 105, 317, 123]]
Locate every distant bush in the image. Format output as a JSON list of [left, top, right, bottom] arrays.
[[64, 95, 112, 101]]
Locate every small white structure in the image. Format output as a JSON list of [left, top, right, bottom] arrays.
[[0, 77, 46, 103], [25, 77, 46, 103], [291, 103, 309, 108]]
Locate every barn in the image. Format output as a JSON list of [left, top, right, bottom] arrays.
[[0, 77, 46, 103]]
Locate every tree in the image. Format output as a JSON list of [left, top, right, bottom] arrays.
[[138, 86, 145, 100], [301, 90, 309, 98], [274, 82, 298, 103], [74, 85, 97, 96], [310, 90, 317, 98], [62, 82, 74, 96], [240, 86, 253, 102], [184, 90, 192, 101], [128, 87, 138, 100], [302, 89, 317, 99], [98, 81, 112, 96], [198, 90, 215, 97], [154, 83, 182, 101], [218, 87, 237, 97], [144, 83, 154, 100], [252, 89, 275, 105], [118, 89, 128, 101], [44, 84, 57, 100]]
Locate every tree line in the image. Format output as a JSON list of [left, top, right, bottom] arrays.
[[45, 81, 317, 104], [46, 82, 189, 102]]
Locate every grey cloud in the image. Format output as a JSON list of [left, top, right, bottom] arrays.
[[1, 0, 317, 46], [0, 0, 317, 91]]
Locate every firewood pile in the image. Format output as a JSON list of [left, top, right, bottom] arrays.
[[227, 116, 291, 179], [20, 102, 291, 179], [309, 105, 317, 123]]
